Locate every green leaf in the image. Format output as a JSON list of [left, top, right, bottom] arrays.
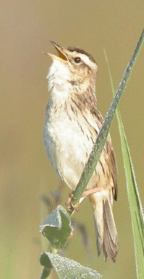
[[40, 253, 53, 279], [40, 267, 52, 279], [105, 50, 144, 279], [118, 116, 144, 279], [40, 205, 72, 249], [40, 252, 102, 279]]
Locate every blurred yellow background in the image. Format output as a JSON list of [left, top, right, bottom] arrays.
[[0, 1, 144, 278]]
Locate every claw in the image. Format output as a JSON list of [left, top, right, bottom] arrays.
[[66, 192, 80, 212]]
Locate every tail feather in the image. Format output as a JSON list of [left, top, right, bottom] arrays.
[[90, 191, 118, 262]]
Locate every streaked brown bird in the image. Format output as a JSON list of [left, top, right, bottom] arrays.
[[43, 42, 118, 262]]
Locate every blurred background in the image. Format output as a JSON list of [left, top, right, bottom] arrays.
[[0, 1, 144, 278]]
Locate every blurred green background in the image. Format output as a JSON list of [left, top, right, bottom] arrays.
[[0, 1, 144, 278]]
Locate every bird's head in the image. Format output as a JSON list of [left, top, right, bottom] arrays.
[[45, 42, 98, 93]]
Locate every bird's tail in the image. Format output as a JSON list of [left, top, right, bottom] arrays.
[[90, 190, 118, 262]]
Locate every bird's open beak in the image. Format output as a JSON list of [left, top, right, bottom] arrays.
[[44, 41, 69, 62]]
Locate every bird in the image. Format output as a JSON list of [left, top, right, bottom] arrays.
[[43, 41, 118, 262]]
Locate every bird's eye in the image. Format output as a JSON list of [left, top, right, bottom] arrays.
[[73, 57, 81, 63]]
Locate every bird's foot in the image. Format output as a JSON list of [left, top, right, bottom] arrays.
[[66, 192, 80, 212]]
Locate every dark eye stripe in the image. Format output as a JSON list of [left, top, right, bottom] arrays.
[[68, 47, 96, 64]]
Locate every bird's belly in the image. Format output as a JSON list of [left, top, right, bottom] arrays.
[[43, 115, 93, 190]]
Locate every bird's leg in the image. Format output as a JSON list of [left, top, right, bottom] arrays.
[[66, 187, 103, 212], [82, 187, 103, 198]]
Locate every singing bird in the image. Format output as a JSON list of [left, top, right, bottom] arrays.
[[43, 42, 118, 262]]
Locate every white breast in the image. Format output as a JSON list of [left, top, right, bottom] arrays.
[[43, 100, 95, 190]]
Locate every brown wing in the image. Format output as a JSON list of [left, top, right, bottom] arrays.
[[105, 137, 118, 200], [90, 108, 118, 201], [71, 92, 118, 200]]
